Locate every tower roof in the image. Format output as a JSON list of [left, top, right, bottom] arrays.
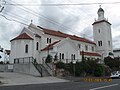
[[98, 7, 104, 12]]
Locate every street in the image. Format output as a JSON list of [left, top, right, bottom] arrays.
[[0, 79, 120, 90]]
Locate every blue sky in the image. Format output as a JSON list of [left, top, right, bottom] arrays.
[[1, 0, 120, 60]]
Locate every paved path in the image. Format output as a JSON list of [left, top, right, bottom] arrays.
[[0, 72, 68, 86]]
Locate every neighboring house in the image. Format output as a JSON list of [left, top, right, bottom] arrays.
[[10, 7, 113, 64], [113, 49, 120, 58]]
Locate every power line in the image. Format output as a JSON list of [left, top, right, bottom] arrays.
[[5, 2, 120, 6], [5, 0, 93, 39], [0, 14, 29, 26], [6, 0, 84, 36], [3, 9, 29, 23]]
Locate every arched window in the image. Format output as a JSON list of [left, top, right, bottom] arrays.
[[71, 54, 73, 60], [47, 38, 49, 43], [36, 42, 39, 50], [49, 38, 51, 43], [62, 53, 64, 59], [25, 44, 28, 53], [74, 54, 75, 60], [59, 53, 61, 60]]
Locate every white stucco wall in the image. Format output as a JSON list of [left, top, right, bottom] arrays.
[[93, 21, 113, 57], [10, 39, 33, 63]]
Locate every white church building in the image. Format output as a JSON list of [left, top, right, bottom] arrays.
[[10, 7, 113, 64]]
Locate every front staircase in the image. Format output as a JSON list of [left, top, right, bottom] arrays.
[[14, 57, 53, 77], [32, 60, 53, 77]]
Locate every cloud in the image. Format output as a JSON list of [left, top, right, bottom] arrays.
[[80, 26, 93, 40], [112, 35, 120, 49], [39, 0, 82, 34], [1, 0, 120, 52]]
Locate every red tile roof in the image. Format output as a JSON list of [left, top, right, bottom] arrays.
[[80, 51, 101, 56], [10, 33, 33, 42], [41, 40, 61, 51], [92, 20, 111, 25], [41, 28, 95, 45]]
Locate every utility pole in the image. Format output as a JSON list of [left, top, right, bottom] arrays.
[[0, 0, 6, 12]]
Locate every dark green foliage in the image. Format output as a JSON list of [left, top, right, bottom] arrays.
[[94, 64, 105, 77], [55, 58, 105, 77], [104, 56, 120, 69], [55, 61, 65, 69], [0, 61, 4, 64], [45, 54, 52, 63], [75, 62, 86, 76], [65, 62, 74, 74], [54, 54, 58, 61]]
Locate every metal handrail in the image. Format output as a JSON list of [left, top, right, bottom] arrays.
[[32, 58, 43, 77], [46, 63, 52, 70]]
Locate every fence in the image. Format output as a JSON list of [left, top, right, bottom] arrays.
[[55, 59, 82, 63], [14, 57, 34, 64]]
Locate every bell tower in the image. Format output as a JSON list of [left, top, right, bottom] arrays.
[[92, 6, 113, 58]]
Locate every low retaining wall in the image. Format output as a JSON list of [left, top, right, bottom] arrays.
[[0, 64, 13, 72], [13, 63, 41, 76]]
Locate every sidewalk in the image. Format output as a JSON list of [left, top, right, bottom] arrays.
[[0, 72, 68, 86]]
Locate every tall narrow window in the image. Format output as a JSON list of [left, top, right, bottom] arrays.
[[59, 53, 61, 60], [47, 38, 49, 43], [85, 45, 88, 51], [73, 54, 75, 60], [47, 38, 51, 44], [71, 54, 73, 60], [108, 41, 110, 46], [62, 53, 64, 59], [49, 38, 51, 43], [98, 41, 102, 46], [78, 44, 81, 49], [98, 29, 100, 33], [25, 44, 28, 53], [92, 46, 94, 51], [36, 42, 39, 50]]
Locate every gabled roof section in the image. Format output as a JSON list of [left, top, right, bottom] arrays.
[[41, 40, 61, 51], [39, 27, 95, 45], [10, 33, 33, 42], [80, 51, 101, 57]]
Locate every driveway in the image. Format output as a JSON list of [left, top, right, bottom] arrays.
[[0, 72, 68, 86]]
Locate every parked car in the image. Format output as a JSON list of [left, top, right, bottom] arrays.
[[110, 71, 120, 78]]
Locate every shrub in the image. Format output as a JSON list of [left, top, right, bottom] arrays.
[[55, 61, 65, 69], [0, 61, 4, 64], [65, 62, 74, 74], [104, 56, 120, 69], [94, 64, 105, 77], [54, 54, 58, 61]]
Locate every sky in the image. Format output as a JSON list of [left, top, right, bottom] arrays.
[[1, 0, 120, 59]]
